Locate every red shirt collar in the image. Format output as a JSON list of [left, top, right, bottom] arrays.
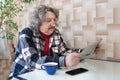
[[40, 31, 50, 38]]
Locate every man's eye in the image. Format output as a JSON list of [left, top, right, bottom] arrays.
[[46, 19, 51, 22], [44, 18, 57, 23], [54, 19, 57, 22]]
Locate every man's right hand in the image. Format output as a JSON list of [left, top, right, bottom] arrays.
[[65, 52, 81, 67]]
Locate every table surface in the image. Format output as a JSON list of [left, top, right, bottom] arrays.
[[19, 59, 120, 80]]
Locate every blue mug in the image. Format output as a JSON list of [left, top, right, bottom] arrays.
[[41, 62, 58, 75]]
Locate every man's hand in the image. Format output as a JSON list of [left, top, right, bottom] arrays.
[[94, 44, 101, 54], [65, 52, 81, 67]]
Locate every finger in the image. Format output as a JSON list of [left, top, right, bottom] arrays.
[[72, 53, 81, 57], [74, 57, 80, 61], [75, 61, 80, 66]]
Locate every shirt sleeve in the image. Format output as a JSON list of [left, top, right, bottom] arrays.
[[19, 28, 47, 69], [56, 31, 83, 67]]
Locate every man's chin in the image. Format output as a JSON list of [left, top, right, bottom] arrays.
[[45, 31, 53, 35], [48, 29, 54, 35], [48, 32, 54, 35]]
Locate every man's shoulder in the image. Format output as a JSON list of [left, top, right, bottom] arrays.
[[20, 27, 33, 36], [21, 27, 32, 32]]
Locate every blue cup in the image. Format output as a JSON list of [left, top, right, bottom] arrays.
[[41, 62, 58, 75]]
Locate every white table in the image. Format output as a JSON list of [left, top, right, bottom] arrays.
[[19, 59, 120, 80]]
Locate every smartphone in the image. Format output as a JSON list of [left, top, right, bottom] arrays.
[[65, 68, 88, 75]]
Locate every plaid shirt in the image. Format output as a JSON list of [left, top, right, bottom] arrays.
[[9, 27, 82, 78]]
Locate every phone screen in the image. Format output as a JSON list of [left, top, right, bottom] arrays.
[[65, 68, 88, 75]]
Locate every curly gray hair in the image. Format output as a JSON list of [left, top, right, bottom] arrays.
[[29, 5, 59, 34]]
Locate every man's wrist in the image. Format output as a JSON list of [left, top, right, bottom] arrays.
[[59, 56, 66, 67]]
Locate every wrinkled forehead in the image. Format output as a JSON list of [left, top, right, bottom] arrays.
[[44, 11, 57, 19]]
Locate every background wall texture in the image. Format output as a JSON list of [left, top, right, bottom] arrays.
[[15, 0, 120, 61], [0, 0, 120, 80]]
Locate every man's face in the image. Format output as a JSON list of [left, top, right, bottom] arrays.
[[40, 11, 57, 35]]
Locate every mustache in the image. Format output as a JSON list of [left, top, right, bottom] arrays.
[[48, 26, 55, 29]]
